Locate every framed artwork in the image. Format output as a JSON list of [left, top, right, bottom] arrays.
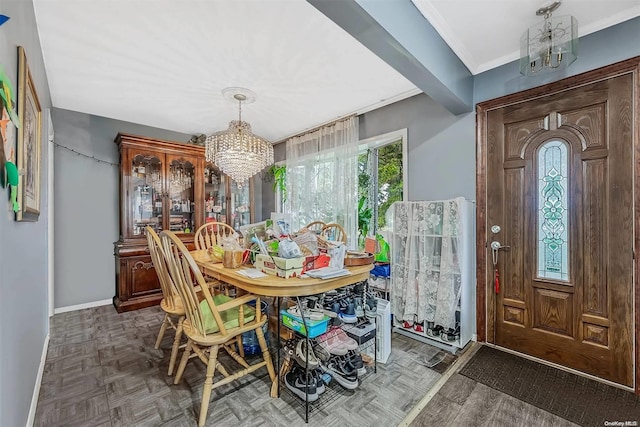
[[16, 46, 41, 221]]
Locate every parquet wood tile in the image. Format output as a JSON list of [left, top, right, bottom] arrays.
[[34, 304, 450, 426]]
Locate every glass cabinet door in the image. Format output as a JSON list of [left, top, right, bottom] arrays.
[[167, 156, 196, 234], [130, 153, 163, 236], [204, 164, 227, 224], [229, 179, 253, 231]]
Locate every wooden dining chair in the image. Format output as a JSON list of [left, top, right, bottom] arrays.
[[194, 222, 237, 250], [160, 230, 276, 427], [194, 221, 239, 299], [321, 222, 348, 243], [146, 227, 185, 376], [304, 220, 326, 234]]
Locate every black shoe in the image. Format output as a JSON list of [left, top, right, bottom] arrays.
[[285, 367, 319, 402], [320, 359, 358, 390]]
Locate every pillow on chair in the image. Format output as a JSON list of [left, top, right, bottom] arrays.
[[199, 294, 256, 334]]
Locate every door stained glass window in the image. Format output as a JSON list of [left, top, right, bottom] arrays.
[[537, 140, 569, 281]]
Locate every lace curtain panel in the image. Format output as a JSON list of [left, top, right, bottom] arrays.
[[284, 116, 359, 248], [389, 198, 464, 330]]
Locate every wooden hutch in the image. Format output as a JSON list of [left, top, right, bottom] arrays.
[[113, 133, 255, 312]]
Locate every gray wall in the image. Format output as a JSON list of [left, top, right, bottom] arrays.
[[51, 108, 191, 308], [0, 1, 53, 425], [359, 93, 476, 201]]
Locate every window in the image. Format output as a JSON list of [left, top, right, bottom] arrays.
[[537, 139, 569, 281], [358, 129, 407, 246]]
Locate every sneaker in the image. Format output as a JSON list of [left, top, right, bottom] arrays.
[[426, 322, 444, 337], [316, 331, 348, 355], [365, 295, 377, 318], [312, 369, 326, 394], [414, 322, 425, 333], [293, 339, 319, 369], [287, 306, 324, 321], [339, 301, 358, 324], [330, 327, 359, 350], [354, 297, 365, 318], [320, 360, 358, 390], [285, 367, 319, 402], [312, 342, 331, 362], [347, 351, 366, 376]]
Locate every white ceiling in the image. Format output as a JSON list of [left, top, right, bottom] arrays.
[[412, 0, 640, 75], [33, 0, 640, 143]]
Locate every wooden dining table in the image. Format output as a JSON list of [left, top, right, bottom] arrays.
[[191, 249, 374, 297], [191, 249, 376, 408]]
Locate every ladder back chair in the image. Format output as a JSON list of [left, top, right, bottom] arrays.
[[194, 221, 238, 299], [304, 220, 326, 234], [194, 222, 237, 250], [160, 230, 276, 427], [146, 226, 185, 376], [321, 222, 348, 243]]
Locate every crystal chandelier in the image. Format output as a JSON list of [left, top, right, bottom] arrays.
[[520, 1, 578, 76], [205, 88, 274, 185]]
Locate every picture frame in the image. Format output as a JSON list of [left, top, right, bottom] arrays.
[[16, 46, 42, 221]]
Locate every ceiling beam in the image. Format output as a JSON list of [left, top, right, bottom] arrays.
[[308, 0, 473, 115]]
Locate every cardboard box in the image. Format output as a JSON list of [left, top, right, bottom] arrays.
[[254, 254, 304, 278]]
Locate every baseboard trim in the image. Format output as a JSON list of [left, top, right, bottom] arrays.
[[54, 299, 112, 314], [26, 334, 49, 427]]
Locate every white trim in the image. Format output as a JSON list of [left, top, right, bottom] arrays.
[[26, 334, 49, 427], [47, 110, 55, 318], [358, 128, 409, 199], [54, 299, 112, 314]]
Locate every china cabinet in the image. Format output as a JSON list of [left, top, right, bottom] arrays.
[[113, 133, 256, 312], [203, 163, 255, 230]]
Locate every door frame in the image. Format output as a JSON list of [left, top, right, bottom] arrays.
[[475, 56, 640, 393]]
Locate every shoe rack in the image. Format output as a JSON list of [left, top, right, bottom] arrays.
[[275, 282, 378, 423]]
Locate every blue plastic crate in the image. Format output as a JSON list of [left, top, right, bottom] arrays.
[[280, 310, 329, 338]]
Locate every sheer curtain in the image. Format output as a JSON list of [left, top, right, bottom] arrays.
[[284, 116, 359, 248], [388, 198, 464, 330]]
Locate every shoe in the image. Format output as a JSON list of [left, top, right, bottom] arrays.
[[426, 322, 444, 337], [339, 301, 358, 324], [287, 306, 324, 321], [293, 339, 319, 369], [414, 322, 424, 333], [402, 320, 414, 329], [316, 331, 348, 355], [347, 351, 366, 376], [354, 297, 365, 318], [365, 295, 377, 318], [285, 368, 319, 402], [312, 342, 331, 362], [320, 359, 358, 390], [312, 368, 325, 394], [331, 327, 359, 350]]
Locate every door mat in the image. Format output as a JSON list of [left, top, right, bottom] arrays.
[[459, 345, 640, 427]]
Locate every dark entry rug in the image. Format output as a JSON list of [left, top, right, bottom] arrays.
[[459, 345, 640, 427]]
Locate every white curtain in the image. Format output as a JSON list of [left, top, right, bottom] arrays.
[[388, 198, 464, 330], [284, 116, 359, 248]]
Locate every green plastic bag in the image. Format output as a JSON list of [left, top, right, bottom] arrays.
[[374, 234, 390, 263]]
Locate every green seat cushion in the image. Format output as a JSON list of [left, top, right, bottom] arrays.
[[199, 294, 256, 334]]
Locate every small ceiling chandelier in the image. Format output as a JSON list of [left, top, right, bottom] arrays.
[[205, 88, 274, 185], [520, 1, 578, 76]]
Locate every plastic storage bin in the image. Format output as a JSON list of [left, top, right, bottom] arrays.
[[280, 310, 329, 338]]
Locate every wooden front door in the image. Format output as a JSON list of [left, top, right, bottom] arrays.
[[484, 72, 635, 386]]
